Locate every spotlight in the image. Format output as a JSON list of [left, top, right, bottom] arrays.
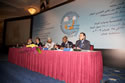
[[28, 7, 37, 15]]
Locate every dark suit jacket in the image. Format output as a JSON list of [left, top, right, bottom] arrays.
[[35, 42, 43, 47], [61, 41, 73, 48], [75, 40, 90, 50]]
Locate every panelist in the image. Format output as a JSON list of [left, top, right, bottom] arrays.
[[27, 38, 34, 45], [61, 36, 73, 49], [35, 37, 43, 47], [75, 32, 90, 50], [44, 37, 55, 50]]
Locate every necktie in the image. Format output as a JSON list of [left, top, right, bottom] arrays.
[[66, 43, 69, 48], [80, 40, 83, 48]]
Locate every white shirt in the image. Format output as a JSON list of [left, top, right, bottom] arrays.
[[45, 42, 55, 50]]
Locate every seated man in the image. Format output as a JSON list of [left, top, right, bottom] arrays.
[[75, 32, 90, 50], [61, 36, 73, 49], [44, 37, 55, 50]]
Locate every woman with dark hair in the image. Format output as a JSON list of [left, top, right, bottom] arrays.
[[35, 37, 43, 47]]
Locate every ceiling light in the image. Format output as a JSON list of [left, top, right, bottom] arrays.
[[28, 7, 37, 15]]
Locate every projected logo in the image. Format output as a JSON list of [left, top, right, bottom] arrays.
[[60, 11, 80, 36]]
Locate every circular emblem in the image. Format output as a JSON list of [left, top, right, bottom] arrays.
[[60, 11, 80, 37]]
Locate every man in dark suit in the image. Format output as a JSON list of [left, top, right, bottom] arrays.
[[75, 32, 90, 50], [61, 36, 73, 49]]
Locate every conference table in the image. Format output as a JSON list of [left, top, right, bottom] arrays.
[[8, 47, 103, 83]]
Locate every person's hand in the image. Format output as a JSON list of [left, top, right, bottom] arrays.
[[54, 45, 58, 49], [73, 47, 76, 49], [60, 47, 64, 50], [76, 47, 81, 49]]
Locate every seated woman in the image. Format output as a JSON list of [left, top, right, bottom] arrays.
[[35, 37, 43, 47], [27, 38, 34, 45], [44, 37, 55, 50]]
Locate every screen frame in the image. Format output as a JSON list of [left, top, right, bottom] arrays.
[[3, 16, 33, 47]]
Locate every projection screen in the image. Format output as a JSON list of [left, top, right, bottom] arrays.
[[32, 0, 125, 49]]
